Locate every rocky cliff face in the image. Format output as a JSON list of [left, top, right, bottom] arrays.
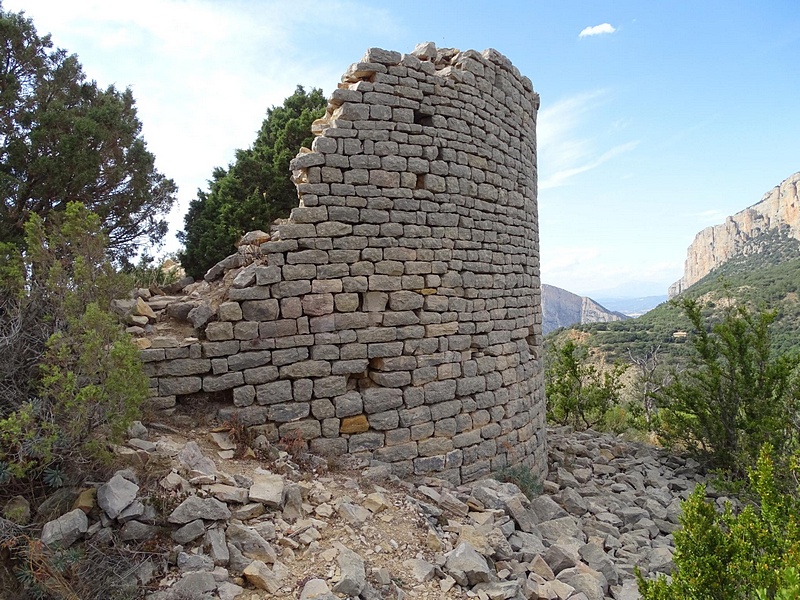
[[669, 172, 800, 297], [541, 284, 628, 334]]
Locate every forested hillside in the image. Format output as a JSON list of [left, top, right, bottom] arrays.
[[550, 228, 800, 363]]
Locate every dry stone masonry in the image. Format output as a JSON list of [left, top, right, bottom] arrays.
[[139, 43, 544, 485]]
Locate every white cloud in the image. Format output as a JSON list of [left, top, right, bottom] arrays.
[[540, 141, 639, 190], [537, 91, 638, 189], [7, 0, 396, 253], [579, 23, 616, 38]]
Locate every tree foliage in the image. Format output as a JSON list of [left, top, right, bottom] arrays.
[[0, 5, 176, 261], [657, 298, 800, 476], [0, 203, 146, 480], [545, 339, 628, 429], [638, 446, 800, 600], [178, 85, 326, 279]]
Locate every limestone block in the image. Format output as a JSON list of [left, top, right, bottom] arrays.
[[302, 294, 334, 316], [218, 301, 243, 321], [241, 300, 279, 321], [256, 380, 293, 405], [203, 372, 244, 392], [160, 377, 202, 396], [268, 402, 310, 422], [279, 360, 331, 379], [206, 321, 233, 341]]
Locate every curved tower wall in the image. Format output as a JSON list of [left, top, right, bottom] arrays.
[[142, 43, 545, 484]]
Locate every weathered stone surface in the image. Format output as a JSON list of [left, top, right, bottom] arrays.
[[41, 508, 88, 547], [243, 559, 285, 593], [300, 578, 336, 600], [119, 519, 159, 542], [97, 474, 139, 520], [178, 441, 218, 478], [168, 496, 231, 524], [170, 571, 217, 599], [226, 522, 277, 563], [331, 543, 366, 596], [249, 471, 284, 508], [445, 541, 491, 585], [172, 518, 206, 544]]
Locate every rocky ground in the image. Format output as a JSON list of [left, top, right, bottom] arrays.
[[8, 423, 721, 600]]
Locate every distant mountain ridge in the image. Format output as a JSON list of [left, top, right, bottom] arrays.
[[669, 171, 800, 297], [541, 284, 629, 334]]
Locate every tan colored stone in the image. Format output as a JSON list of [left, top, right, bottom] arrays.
[[133, 338, 152, 350], [340, 415, 369, 434], [132, 296, 156, 320], [73, 488, 96, 514]]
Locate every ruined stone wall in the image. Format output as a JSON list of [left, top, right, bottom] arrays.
[[142, 43, 544, 484]]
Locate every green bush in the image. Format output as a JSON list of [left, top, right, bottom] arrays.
[[657, 299, 800, 476], [0, 203, 147, 480], [496, 464, 542, 500], [545, 339, 628, 430], [637, 445, 800, 599]]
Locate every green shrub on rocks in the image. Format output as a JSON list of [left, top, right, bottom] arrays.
[[545, 339, 628, 430], [0, 203, 147, 480], [495, 464, 542, 500], [637, 445, 800, 599]]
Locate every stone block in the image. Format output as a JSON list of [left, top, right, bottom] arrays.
[[160, 377, 202, 396], [203, 372, 244, 392], [349, 432, 384, 452], [234, 320, 260, 340], [368, 410, 400, 430], [203, 341, 240, 358], [362, 387, 403, 413], [335, 391, 363, 417], [268, 402, 310, 423], [218, 302, 243, 321], [241, 300, 279, 322], [340, 415, 369, 434], [256, 380, 293, 405], [279, 360, 331, 378], [302, 294, 334, 316], [244, 365, 279, 385]]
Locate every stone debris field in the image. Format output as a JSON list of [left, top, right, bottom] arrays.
[[24, 422, 715, 600]]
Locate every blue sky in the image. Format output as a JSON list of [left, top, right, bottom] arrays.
[[7, 0, 800, 297]]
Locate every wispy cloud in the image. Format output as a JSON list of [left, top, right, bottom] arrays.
[[537, 91, 638, 189], [541, 141, 639, 190], [579, 23, 616, 38]]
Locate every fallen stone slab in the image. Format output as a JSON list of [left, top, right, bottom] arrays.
[[445, 541, 491, 586], [97, 473, 139, 520], [41, 508, 88, 548], [332, 543, 366, 596], [168, 496, 231, 524]]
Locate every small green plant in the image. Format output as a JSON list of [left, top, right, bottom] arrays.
[[637, 445, 800, 599], [545, 339, 628, 430], [42, 466, 66, 489], [496, 464, 542, 500]]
